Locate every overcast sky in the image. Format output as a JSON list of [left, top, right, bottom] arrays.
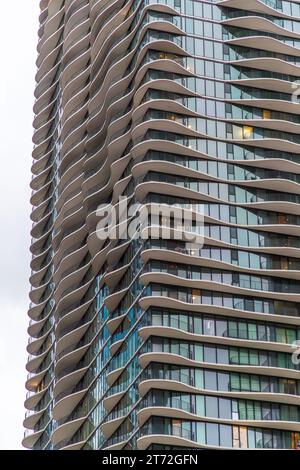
[[0, 1, 40, 449]]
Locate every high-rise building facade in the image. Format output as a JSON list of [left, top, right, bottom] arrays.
[[24, 0, 300, 450]]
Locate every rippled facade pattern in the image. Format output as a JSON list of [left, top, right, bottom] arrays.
[[24, 0, 300, 450]]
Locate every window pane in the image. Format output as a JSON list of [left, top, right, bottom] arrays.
[[206, 423, 219, 446], [205, 371, 217, 390], [219, 398, 231, 419], [220, 424, 232, 448]]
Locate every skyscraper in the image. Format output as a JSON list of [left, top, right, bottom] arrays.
[[24, 0, 300, 450]]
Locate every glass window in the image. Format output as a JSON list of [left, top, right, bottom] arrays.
[[181, 394, 191, 412], [248, 324, 257, 340], [217, 347, 229, 364], [286, 329, 296, 344], [249, 350, 259, 366], [170, 314, 179, 329], [194, 316, 202, 335], [196, 422, 206, 444], [238, 401, 247, 420], [230, 374, 240, 391], [250, 376, 260, 392], [206, 396, 218, 418], [218, 373, 229, 391], [240, 350, 249, 365], [272, 404, 280, 421], [219, 398, 231, 419], [179, 342, 188, 358], [232, 400, 239, 420], [260, 378, 269, 393], [256, 430, 263, 448], [216, 320, 227, 337], [240, 427, 248, 448], [204, 21, 213, 38], [248, 429, 256, 449], [195, 370, 204, 389], [220, 424, 232, 448], [228, 321, 238, 338], [152, 313, 162, 326], [203, 317, 215, 335], [238, 321, 248, 339], [206, 423, 219, 446], [195, 344, 203, 362], [172, 419, 182, 437], [247, 402, 256, 420], [273, 430, 282, 450], [180, 368, 189, 385], [258, 325, 266, 341], [172, 340, 180, 356], [281, 379, 297, 395], [180, 314, 189, 332], [204, 346, 216, 363], [233, 426, 240, 448], [196, 395, 205, 416], [204, 371, 217, 390], [186, 18, 194, 34], [229, 348, 239, 364], [263, 431, 273, 449]]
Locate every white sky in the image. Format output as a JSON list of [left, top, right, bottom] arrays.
[[0, 1, 40, 449]]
